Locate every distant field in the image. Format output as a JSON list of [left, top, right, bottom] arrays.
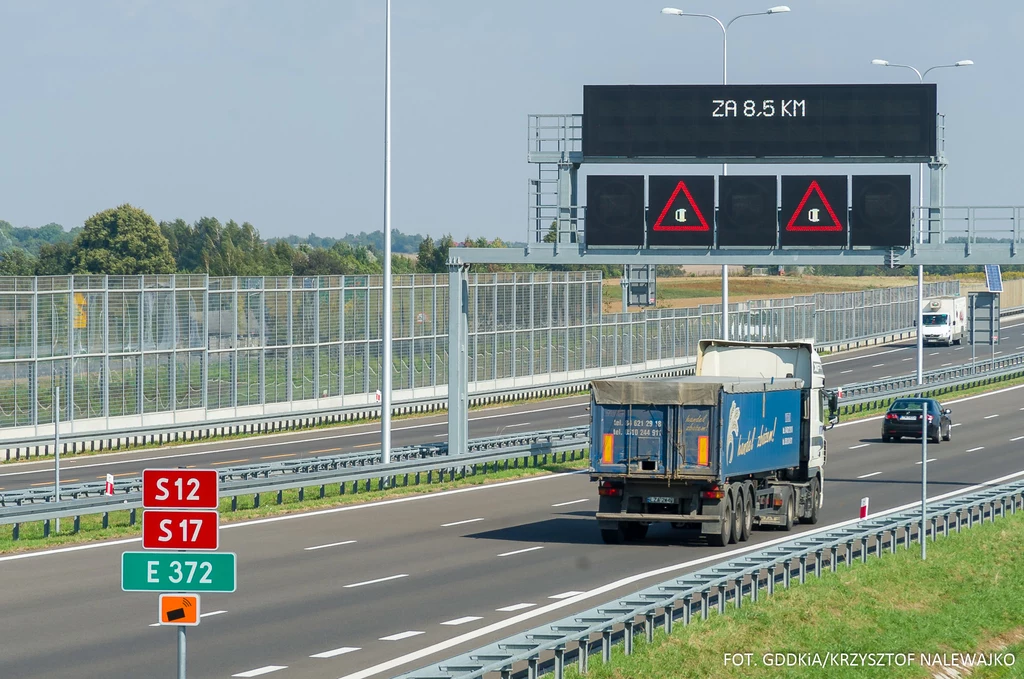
[[602, 273, 994, 314]]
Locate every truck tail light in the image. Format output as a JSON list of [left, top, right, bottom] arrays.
[[598, 480, 622, 497], [701, 485, 724, 500]]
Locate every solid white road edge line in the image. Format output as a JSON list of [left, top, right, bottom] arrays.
[[334, 464, 1024, 679], [8, 382, 1024, 565], [824, 347, 908, 365]]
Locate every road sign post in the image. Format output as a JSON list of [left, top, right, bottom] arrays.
[[124, 468, 229, 679]]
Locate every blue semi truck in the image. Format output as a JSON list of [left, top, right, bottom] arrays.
[[590, 340, 839, 546]]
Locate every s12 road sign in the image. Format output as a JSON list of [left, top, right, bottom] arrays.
[[143, 510, 219, 551], [143, 469, 219, 509]]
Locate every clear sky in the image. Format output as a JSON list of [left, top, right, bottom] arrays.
[[0, 0, 1019, 241]]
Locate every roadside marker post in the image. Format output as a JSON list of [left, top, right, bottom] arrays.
[[121, 468, 232, 679], [860, 497, 869, 519]]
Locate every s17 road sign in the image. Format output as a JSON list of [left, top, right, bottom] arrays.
[[142, 510, 219, 551], [122, 552, 237, 592], [143, 469, 218, 509]]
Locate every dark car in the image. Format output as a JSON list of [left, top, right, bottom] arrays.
[[881, 398, 952, 443]]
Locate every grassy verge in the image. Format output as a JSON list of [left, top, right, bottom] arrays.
[[0, 453, 590, 555], [568, 508, 1024, 679]]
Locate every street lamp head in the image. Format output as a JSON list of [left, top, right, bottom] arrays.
[[955, 60, 974, 67], [766, 6, 791, 13], [661, 7, 684, 15], [871, 59, 890, 66]]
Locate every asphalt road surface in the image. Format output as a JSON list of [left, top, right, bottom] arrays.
[[2, 379, 1023, 679], [4, 322, 1021, 494]]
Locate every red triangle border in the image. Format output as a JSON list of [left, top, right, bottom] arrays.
[[652, 180, 710, 232], [785, 180, 843, 232]]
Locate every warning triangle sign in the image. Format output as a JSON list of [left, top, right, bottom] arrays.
[[652, 181, 710, 232], [785, 180, 843, 232]]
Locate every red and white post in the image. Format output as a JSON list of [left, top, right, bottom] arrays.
[[859, 497, 869, 519]]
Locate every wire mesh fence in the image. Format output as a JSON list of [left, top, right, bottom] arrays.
[[0, 274, 958, 436]]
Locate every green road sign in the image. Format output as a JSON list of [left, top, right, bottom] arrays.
[[122, 552, 237, 592]]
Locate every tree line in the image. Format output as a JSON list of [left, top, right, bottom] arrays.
[[0, 205, 523, 277], [4, 205, 1015, 279]]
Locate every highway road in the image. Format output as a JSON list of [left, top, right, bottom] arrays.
[[4, 321, 1021, 494], [2, 377, 1023, 678]]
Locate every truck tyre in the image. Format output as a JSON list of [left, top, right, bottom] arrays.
[[739, 485, 754, 541], [600, 527, 624, 545], [782, 493, 796, 532], [800, 478, 821, 525], [729, 488, 742, 545], [710, 497, 733, 547], [623, 522, 648, 542]]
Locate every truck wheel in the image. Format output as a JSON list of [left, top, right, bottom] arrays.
[[600, 527, 624, 545], [623, 522, 648, 542], [739, 486, 754, 541], [800, 478, 821, 525], [710, 497, 733, 547], [729, 489, 743, 544], [782, 493, 796, 532]]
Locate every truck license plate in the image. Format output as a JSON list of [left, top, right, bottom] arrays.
[[647, 496, 675, 505]]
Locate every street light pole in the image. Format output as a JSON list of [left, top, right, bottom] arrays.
[[662, 6, 790, 342], [382, 0, 393, 467], [871, 57, 973, 561], [870, 58, 973, 387]]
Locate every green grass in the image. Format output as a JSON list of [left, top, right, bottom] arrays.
[[567, 509, 1024, 679], [0, 453, 590, 554]]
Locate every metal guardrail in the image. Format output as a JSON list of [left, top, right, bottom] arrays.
[[395, 478, 1024, 679], [0, 430, 591, 534], [0, 427, 588, 507], [838, 350, 1024, 402]]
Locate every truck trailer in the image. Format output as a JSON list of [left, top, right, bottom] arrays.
[[921, 296, 967, 346], [589, 340, 838, 546]]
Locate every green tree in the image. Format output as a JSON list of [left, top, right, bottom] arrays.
[[36, 242, 75, 275], [0, 248, 38, 275], [73, 204, 176, 275]]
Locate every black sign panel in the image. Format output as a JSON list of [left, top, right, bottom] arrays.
[[647, 176, 715, 247], [780, 176, 848, 247], [851, 175, 912, 247], [583, 84, 937, 160], [717, 176, 777, 247], [584, 175, 644, 247]]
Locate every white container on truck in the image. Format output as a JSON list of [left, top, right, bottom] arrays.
[[921, 296, 967, 346], [589, 340, 838, 546]]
